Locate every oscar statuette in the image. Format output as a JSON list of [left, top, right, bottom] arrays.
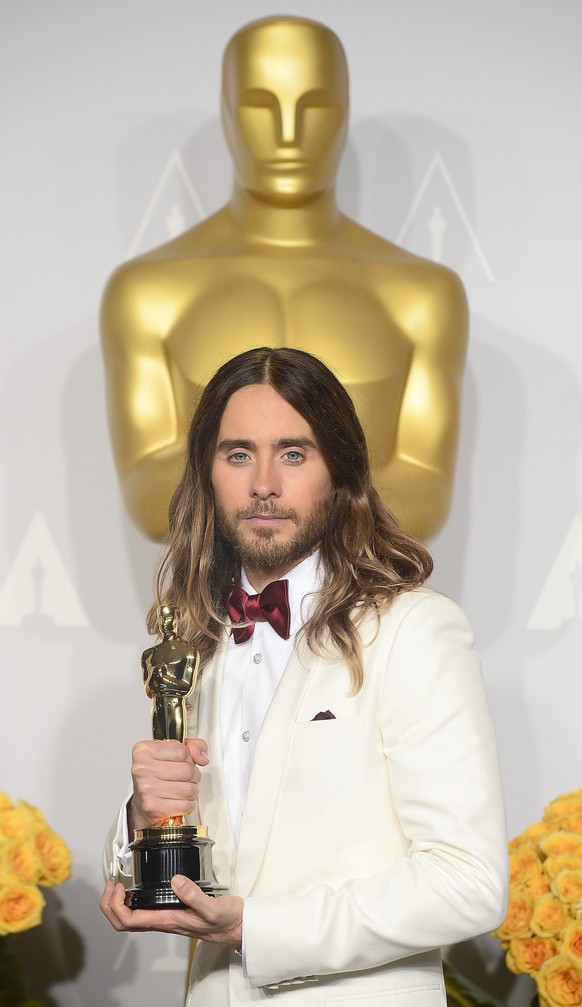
[[125, 605, 226, 908]]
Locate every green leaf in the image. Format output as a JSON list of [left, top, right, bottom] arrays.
[[0, 994, 44, 1006], [0, 940, 26, 996], [444, 959, 511, 1007], [0, 939, 43, 1006]]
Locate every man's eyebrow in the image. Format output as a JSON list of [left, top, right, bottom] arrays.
[[274, 437, 318, 449], [216, 438, 257, 452], [216, 437, 318, 452]]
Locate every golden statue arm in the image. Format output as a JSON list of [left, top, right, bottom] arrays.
[[377, 274, 468, 540], [101, 267, 187, 539]]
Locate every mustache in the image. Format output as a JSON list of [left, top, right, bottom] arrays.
[[234, 504, 299, 521]]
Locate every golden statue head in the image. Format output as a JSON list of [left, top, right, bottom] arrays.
[[157, 605, 178, 637], [221, 16, 349, 206]]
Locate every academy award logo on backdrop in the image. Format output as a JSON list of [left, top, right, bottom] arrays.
[[128, 149, 205, 258], [527, 514, 582, 630], [397, 151, 494, 282], [0, 511, 88, 628]]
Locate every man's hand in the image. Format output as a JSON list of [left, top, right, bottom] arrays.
[[129, 738, 209, 832], [100, 877, 243, 949]]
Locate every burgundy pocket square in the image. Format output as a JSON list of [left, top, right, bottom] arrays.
[[311, 710, 336, 721]]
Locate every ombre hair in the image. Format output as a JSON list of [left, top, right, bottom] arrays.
[[148, 347, 432, 692]]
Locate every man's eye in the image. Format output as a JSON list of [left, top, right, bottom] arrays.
[[284, 450, 303, 462], [228, 452, 249, 463]]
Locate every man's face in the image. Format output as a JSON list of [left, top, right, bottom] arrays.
[[211, 383, 334, 589], [222, 23, 348, 205]]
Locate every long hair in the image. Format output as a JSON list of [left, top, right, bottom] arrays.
[[148, 347, 432, 692]]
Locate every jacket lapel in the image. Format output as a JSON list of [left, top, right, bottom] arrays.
[[233, 633, 317, 895]]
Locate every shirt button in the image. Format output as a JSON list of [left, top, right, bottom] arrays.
[[253, 653, 262, 664], [242, 730, 251, 742]]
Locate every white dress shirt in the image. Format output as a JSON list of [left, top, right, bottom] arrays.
[[221, 551, 321, 842]]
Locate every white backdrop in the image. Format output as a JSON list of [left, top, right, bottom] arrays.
[[2, 2, 581, 1004]]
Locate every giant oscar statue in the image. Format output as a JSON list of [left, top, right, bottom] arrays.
[[101, 15, 468, 541]]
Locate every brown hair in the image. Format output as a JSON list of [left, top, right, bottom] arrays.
[[149, 347, 432, 691]]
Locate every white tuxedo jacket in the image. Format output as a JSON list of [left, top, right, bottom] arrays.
[[106, 587, 508, 1006]]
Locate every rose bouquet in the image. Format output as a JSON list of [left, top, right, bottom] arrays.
[[493, 788, 582, 1007], [0, 792, 71, 1005]]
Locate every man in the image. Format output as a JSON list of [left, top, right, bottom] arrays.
[[101, 347, 507, 1006], [101, 16, 468, 542]]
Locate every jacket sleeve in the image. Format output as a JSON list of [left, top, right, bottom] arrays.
[[242, 591, 509, 988]]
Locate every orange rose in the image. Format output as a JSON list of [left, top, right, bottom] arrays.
[[552, 871, 582, 911], [531, 894, 571, 937], [506, 936, 558, 975], [540, 832, 582, 858], [2, 840, 41, 885], [493, 891, 534, 942], [34, 825, 71, 887], [510, 843, 545, 889], [537, 954, 582, 1007], [0, 873, 45, 935], [561, 922, 582, 961], [544, 854, 582, 879]]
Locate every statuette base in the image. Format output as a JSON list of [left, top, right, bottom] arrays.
[[125, 824, 227, 909]]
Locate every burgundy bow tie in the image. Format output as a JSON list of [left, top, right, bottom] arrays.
[[224, 580, 291, 644]]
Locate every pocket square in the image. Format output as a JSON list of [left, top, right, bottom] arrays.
[[311, 710, 336, 721]]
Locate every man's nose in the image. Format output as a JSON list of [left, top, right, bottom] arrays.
[[251, 459, 281, 498]]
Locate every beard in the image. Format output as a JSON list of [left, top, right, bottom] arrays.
[[215, 497, 331, 571]]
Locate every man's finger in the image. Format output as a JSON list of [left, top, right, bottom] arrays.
[[185, 739, 209, 765], [171, 874, 209, 913], [100, 882, 128, 931]]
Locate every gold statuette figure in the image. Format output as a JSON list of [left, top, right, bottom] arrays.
[[101, 16, 468, 542], [125, 606, 225, 908], [142, 605, 199, 745]]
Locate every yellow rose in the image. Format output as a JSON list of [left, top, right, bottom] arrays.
[[0, 794, 14, 813], [20, 800, 47, 826], [492, 891, 534, 941], [544, 854, 582, 880], [35, 825, 72, 887], [545, 792, 582, 821], [506, 936, 559, 975], [537, 954, 582, 1007], [558, 816, 582, 835], [552, 871, 582, 911], [561, 921, 582, 961], [1, 839, 42, 885], [0, 806, 35, 842], [524, 821, 556, 842], [540, 832, 582, 858], [531, 894, 572, 937], [510, 843, 545, 889], [528, 874, 552, 898], [0, 873, 45, 935]]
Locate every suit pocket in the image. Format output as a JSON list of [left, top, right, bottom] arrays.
[[294, 715, 364, 738], [326, 985, 443, 1005]]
